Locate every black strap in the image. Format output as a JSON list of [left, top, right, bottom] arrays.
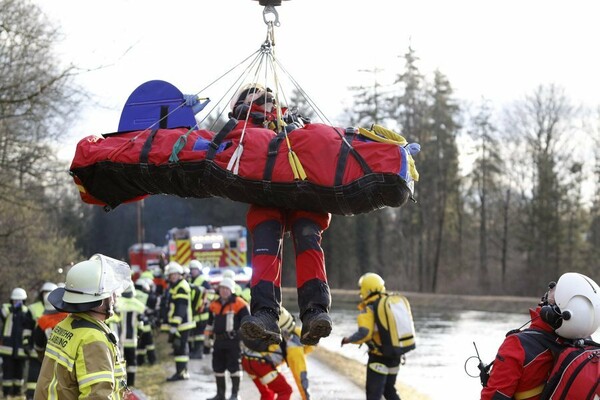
[[206, 118, 238, 161], [263, 132, 286, 182], [333, 128, 359, 215], [334, 127, 357, 186], [159, 105, 169, 129], [140, 128, 159, 164]]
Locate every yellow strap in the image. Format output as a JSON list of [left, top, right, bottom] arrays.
[[514, 384, 545, 400], [357, 125, 408, 146], [288, 151, 307, 180], [358, 125, 420, 182]]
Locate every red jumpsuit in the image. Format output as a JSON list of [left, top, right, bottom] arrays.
[[481, 308, 564, 400], [238, 112, 332, 320]]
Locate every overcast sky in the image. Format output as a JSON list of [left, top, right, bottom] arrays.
[[38, 0, 600, 160]]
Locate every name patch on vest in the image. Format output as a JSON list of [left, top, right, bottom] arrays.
[[49, 325, 73, 347]]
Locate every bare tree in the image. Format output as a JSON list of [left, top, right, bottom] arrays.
[[0, 0, 82, 297]]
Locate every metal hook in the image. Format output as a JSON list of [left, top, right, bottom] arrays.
[[263, 5, 280, 27]]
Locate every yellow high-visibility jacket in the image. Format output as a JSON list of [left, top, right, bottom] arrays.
[[34, 313, 127, 400]]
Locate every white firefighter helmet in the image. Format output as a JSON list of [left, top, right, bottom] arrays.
[[189, 259, 203, 271], [135, 277, 151, 293], [41, 282, 58, 293], [48, 254, 132, 313], [11, 288, 27, 301], [223, 269, 236, 280], [278, 307, 296, 332], [165, 261, 184, 275], [553, 272, 600, 339], [219, 277, 236, 292]]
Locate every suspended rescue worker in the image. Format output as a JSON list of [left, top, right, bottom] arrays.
[[164, 261, 195, 382], [34, 254, 131, 400], [114, 283, 147, 387], [225, 84, 332, 349], [242, 307, 314, 400], [188, 259, 211, 359], [1, 287, 35, 398], [205, 277, 250, 400], [341, 273, 416, 400], [481, 272, 600, 400], [25, 281, 59, 400]]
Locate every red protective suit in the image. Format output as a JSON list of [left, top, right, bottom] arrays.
[[481, 308, 564, 400]]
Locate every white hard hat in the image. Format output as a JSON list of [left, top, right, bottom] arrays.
[[165, 261, 184, 276], [40, 282, 58, 293], [135, 277, 151, 293], [223, 269, 235, 280], [553, 272, 600, 339], [11, 288, 27, 301], [48, 254, 132, 313], [189, 260, 203, 270], [219, 278, 236, 292]]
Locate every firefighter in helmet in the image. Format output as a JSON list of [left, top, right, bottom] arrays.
[[341, 273, 416, 400], [1, 287, 35, 398], [205, 277, 250, 400], [26, 282, 59, 400], [482, 272, 600, 400], [34, 254, 131, 399], [164, 261, 195, 382], [223, 83, 333, 350]]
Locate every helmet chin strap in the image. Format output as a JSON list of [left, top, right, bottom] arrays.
[[90, 298, 114, 319]]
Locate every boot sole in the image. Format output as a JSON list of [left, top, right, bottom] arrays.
[[240, 320, 282, 345], [301, 315, 332, 345]]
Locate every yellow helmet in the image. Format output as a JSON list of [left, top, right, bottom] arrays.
[[358, 273, 386, 300]]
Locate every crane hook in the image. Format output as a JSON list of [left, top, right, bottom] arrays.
[[263, 5, 280, 27]]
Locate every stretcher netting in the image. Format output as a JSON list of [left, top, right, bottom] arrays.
[[69, 119, 413, 215]]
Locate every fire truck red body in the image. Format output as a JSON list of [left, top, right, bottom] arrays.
[[127, 242, 166, 278], [166, 225, 248, 268]]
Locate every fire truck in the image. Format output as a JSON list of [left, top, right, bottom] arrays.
[[166, 225, 248, 268], [127, 242, 166, 278]]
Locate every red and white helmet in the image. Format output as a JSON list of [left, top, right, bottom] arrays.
[[230, 83, 276, 113], [553, 272, 600, 339]]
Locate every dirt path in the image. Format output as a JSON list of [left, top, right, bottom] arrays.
[[161, 346, 430, 400]]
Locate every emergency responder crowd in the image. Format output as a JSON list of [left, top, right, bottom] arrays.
[[0, 255, 320, 400], [1, 251, 599, 400]]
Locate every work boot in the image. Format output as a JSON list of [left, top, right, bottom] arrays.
[[206, 376, 226, 400], [190, 342, 204, 359], [229, 376, 240, 400], [300, 308, 332, 345], [240, 308, 282, 346], [166, 369, 189, 382]]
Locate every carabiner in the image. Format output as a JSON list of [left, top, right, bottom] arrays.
[[263, 5, 281, 27]]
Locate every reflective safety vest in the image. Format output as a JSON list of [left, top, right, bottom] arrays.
[[34, 313, 127, 400], [168, 279, 195, 331], [29, 301, 45, 321], [0, 303, 34, 358], [115, 296, 147, 348]]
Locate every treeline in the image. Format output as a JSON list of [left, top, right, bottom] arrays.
[[1, 0, 599, 301]]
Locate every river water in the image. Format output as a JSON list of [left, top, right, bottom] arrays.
[[318, 307, 600, 400]]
